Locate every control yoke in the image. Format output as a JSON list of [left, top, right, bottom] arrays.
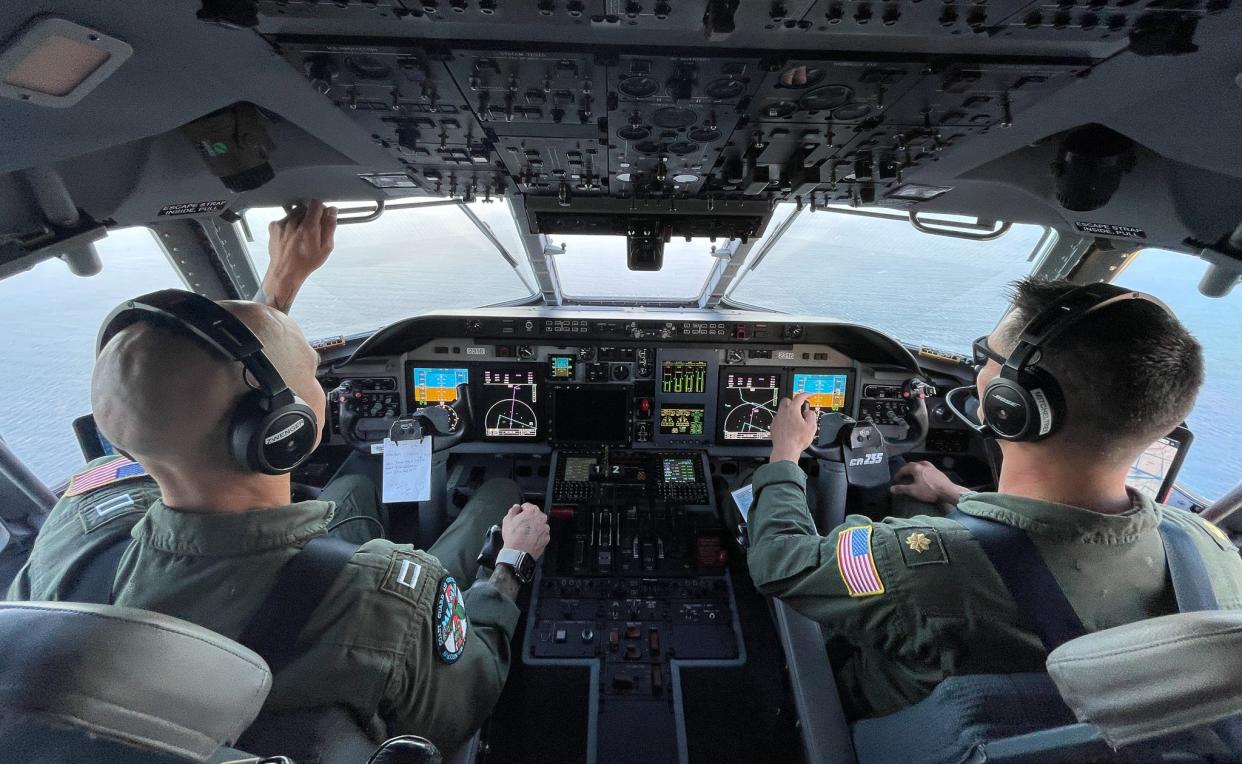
[[807, 382, 929, 488], [333, 383, 471, 454]]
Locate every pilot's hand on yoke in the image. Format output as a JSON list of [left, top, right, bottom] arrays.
[[502, 502, 551, 559], [769, 392, 818, 465], [258, 199, 338, 313], [890, 461, 969, 505]]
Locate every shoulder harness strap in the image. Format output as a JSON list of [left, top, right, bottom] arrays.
[[237, 535, 360, 674], [1155, 517, 1219, 612], [63, 537, 132, 604], [947, 508, 1087, 652]]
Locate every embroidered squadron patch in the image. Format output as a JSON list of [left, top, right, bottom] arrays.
[[65, 457, 147, 497], [434, 575, 468, 663], [837, 526, 885, 597], [897, 527, 949, 567]]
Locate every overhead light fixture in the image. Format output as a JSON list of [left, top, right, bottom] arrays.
[[0, 17, 132, 108]]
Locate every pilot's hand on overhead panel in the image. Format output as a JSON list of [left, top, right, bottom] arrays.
[[502, 503, 550, 560], [890, 461, 969, 506], [257, 199, 338, 314], [769, 393, 818, 465]]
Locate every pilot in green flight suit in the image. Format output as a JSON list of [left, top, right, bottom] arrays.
[[6, 202, 552, 753], [747, 278, 1242, 720]]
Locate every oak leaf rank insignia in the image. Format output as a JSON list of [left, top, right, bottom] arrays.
[[897, 526, 948, 567], [906, 532, 932, 553]]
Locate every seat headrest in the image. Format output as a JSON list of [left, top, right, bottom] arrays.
[[1046, 610, 1242, 747], [0, 602, 272, 761]]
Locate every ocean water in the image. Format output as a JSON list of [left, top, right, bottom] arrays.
[[1, 213, 1237, 500]]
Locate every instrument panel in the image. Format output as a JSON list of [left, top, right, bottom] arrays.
[[384, 341, 911, 451]]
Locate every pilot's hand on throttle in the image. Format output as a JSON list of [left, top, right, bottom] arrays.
[[890, 461, 969, 505], [260, 199, 338, 312], [502, 503, 550, 560], [769, 393, 818, 465]]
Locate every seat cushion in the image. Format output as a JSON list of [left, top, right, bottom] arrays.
[[0, 601, 271, 761], [851, 673, 1077, 764]]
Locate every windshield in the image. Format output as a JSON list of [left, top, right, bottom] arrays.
[[728, 207, 1049, 350], [552, 235, 718, 303], [244, 200, 537, 338]]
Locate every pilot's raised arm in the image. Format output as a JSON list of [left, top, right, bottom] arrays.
[[253, 199, 338, 314]]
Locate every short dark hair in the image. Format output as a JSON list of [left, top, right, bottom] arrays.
[[995, 277, 1204, 457]]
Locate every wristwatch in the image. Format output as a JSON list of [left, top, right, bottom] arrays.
[[496, 548, 536, 584]]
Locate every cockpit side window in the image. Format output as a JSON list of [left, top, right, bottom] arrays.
[[1113, 248, 1242, 501], [0, 227, 184, 486]]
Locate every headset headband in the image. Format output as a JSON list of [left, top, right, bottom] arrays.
[[1003, 282, 1172, 375], [97, 289, 291, 399]]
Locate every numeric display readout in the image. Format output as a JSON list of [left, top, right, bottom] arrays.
[[481, 369, 539, 438], [720, 372, 781, 441], [412, 367, 469, 404], [793, 373, 849, 411], [659, 406, 705, 436], [662, 458, 698, 483], [661, 360, 707, 394]]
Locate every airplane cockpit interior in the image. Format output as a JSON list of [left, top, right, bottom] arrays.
[[0, 2, 1241, 763]]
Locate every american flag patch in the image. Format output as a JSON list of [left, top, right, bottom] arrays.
[[837, 526, 885, 597], [65, 457, 147, 497]]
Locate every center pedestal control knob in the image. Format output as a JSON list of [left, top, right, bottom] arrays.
[[581, 628, 595, 643], [612, 364, 630, 381]]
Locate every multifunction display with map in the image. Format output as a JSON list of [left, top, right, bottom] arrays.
[[661, 360, 707, 394], [481, 368, 540, 439], [659, 406, 705, 436], [719, 371, 782, 442], [411, 367, 469, 404], [793, 372, 849, 411]]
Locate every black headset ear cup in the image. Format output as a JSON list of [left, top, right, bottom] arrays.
[[229, 392, 319, 475], [982, 368, 1064, 442]]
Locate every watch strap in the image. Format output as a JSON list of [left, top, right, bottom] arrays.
[[496, 548, 534, 583]]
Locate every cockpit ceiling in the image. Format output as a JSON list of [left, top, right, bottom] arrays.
[[0, 1, 1240, 252]]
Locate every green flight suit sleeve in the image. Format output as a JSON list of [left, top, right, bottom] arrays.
[[744, 460, 998, 715], [380, 550, 521, 754], [5, 459, 158, 602], [746, 461, 918, 644]]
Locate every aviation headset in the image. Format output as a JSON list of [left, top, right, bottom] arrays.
[[97, 289, 319, 474], [979, 282, 1172, 442]]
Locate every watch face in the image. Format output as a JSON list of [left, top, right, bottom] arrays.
[[516, 554, 536, 582]]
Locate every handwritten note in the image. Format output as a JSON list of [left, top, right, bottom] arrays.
[[731, 483, 754, 522], [382, 436, 432, 503]]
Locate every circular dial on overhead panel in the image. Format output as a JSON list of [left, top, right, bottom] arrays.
[[832, 102, 874, 121], [619, 75, 660, 98], [800, 84, 853, 112], [617, 125, 651, 141], [705, 77, 746, 100], [652, 107, 698, 129]]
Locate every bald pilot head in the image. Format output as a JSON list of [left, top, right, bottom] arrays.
[[92, 301, 325, 483]]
